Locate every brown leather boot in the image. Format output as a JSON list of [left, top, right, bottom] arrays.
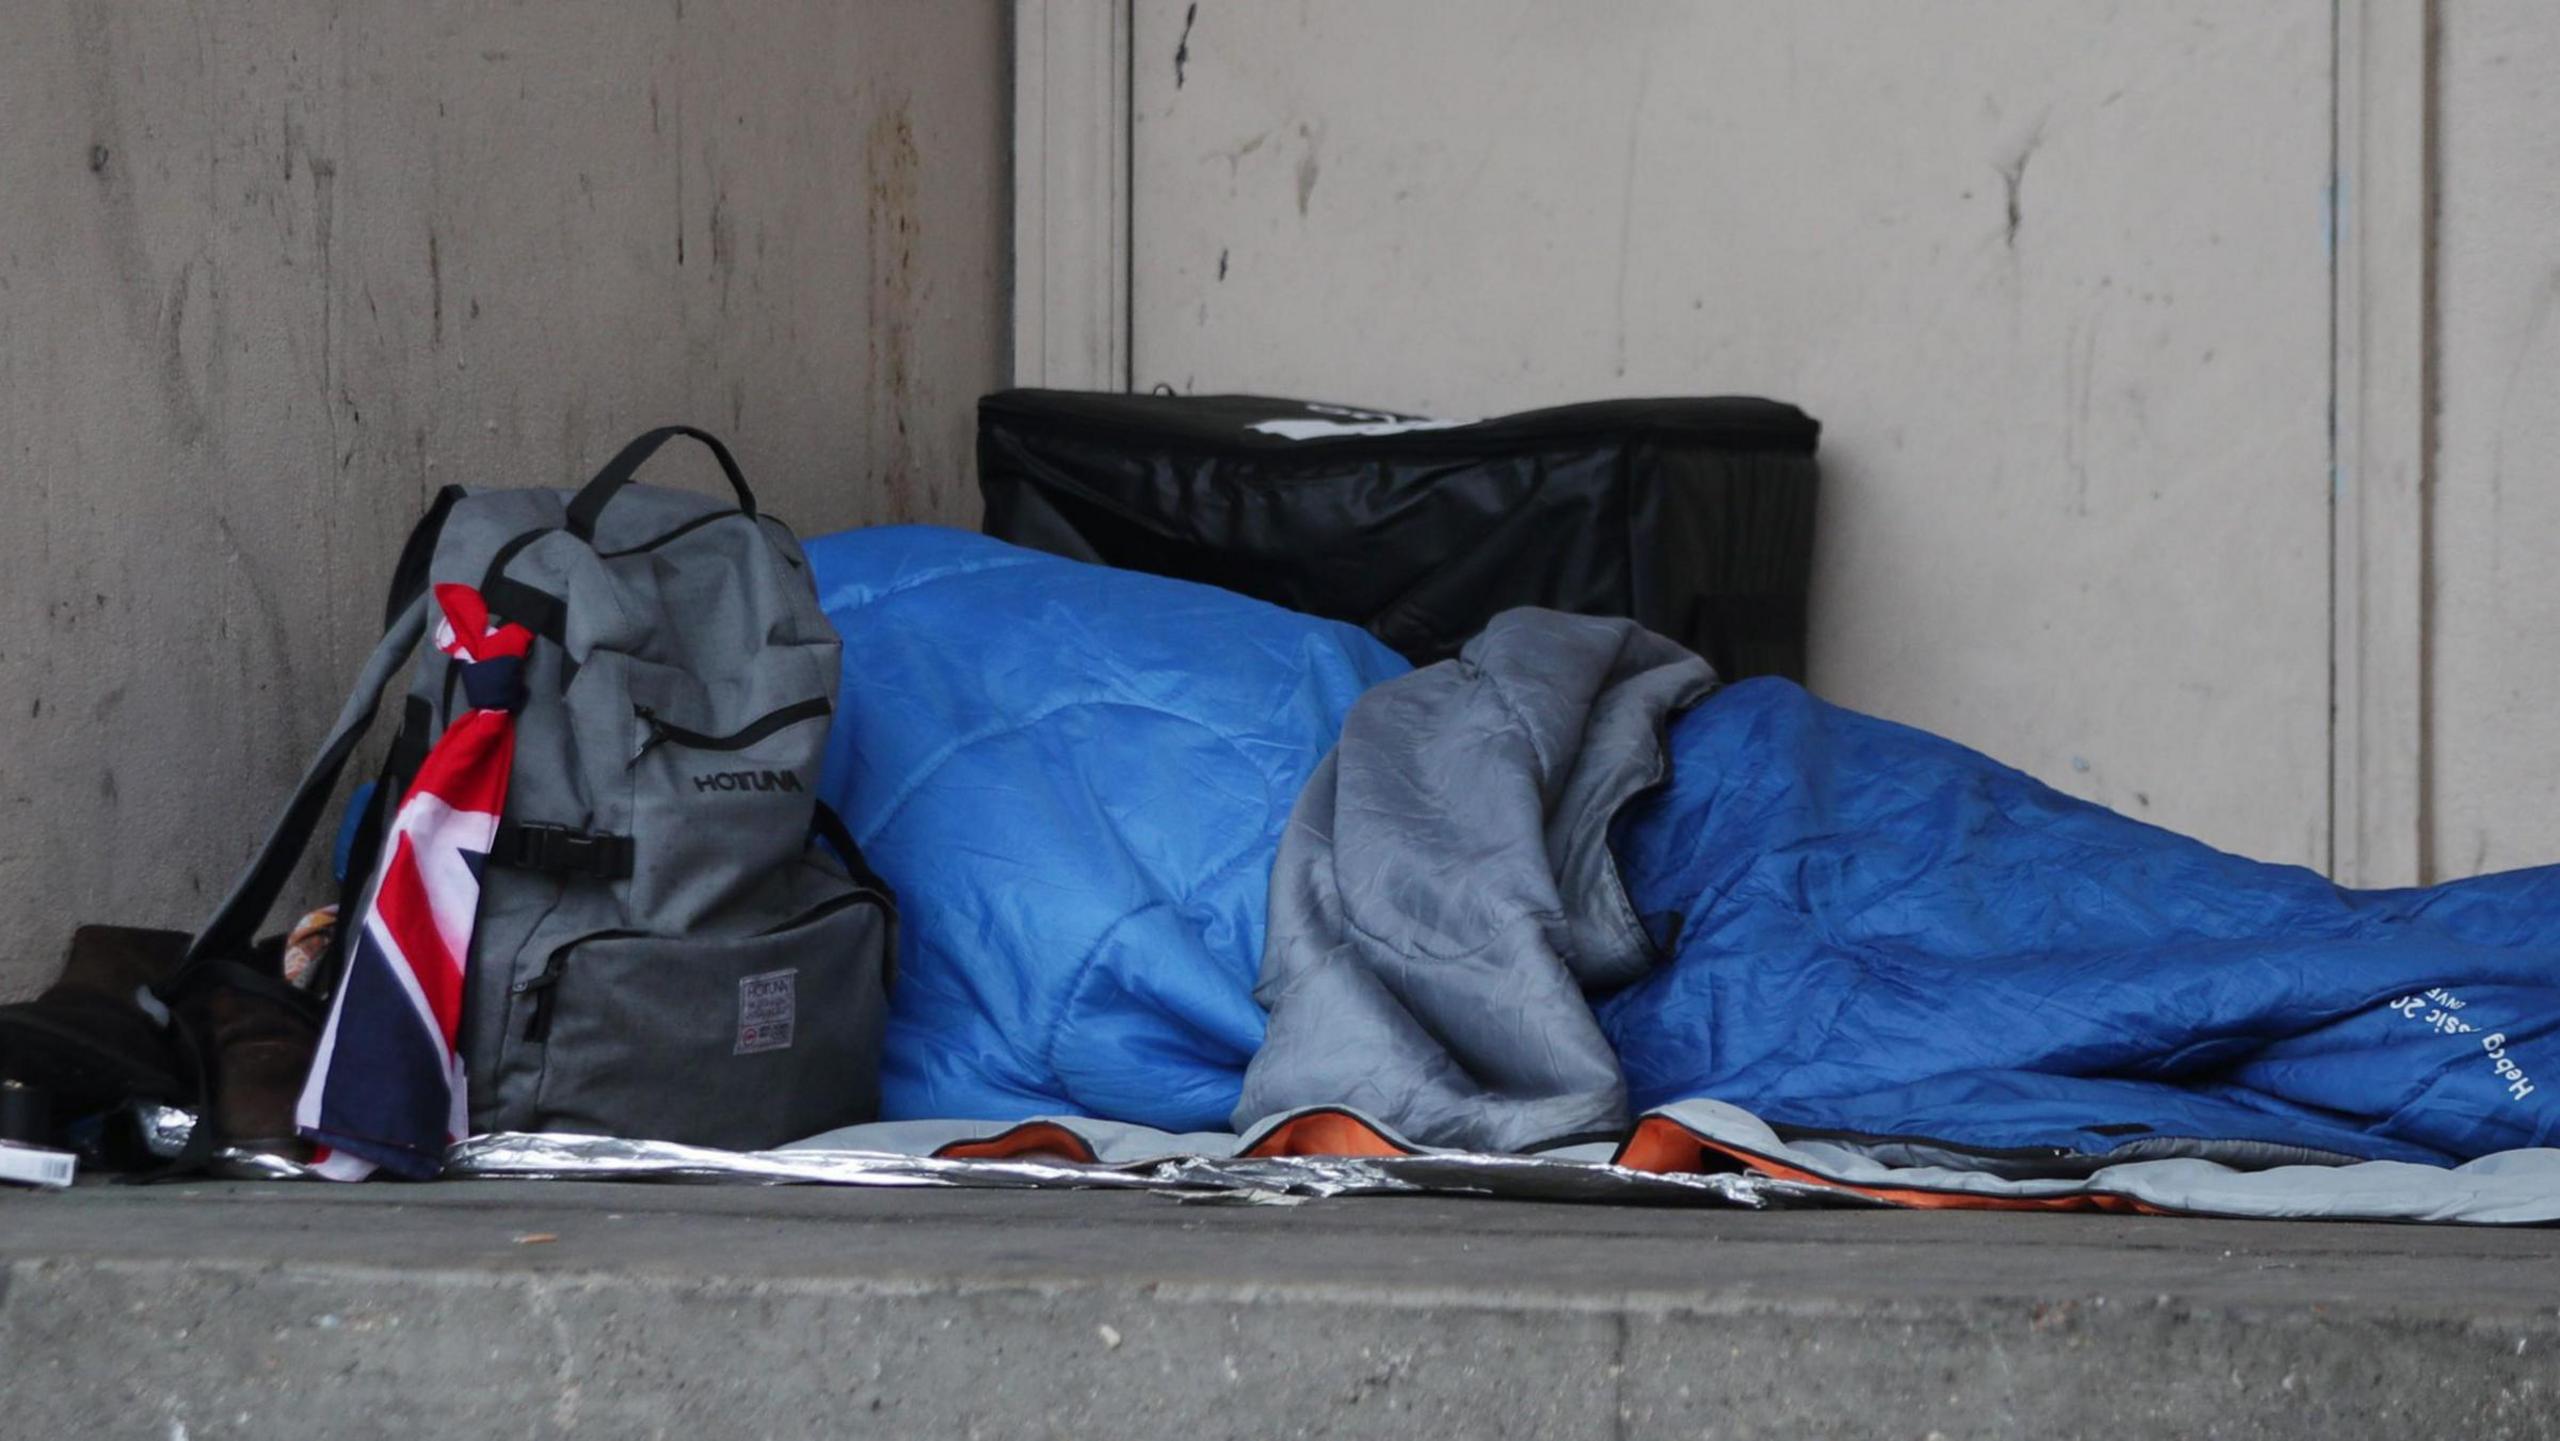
[[191, 973, 321, 1161], [152, 932, 323, 1165]]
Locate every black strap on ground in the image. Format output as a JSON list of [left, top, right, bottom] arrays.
[[125, 1000, 220, 1183]]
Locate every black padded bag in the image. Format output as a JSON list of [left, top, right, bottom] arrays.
[[978, 391, 1821, 677]]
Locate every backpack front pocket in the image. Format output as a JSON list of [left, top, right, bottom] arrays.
[[524, 887, 888, 1149], [622, 674, 834, 928]]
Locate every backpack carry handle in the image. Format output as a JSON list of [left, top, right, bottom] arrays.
[[185, 592, 431, 968], [564, 426, 757, 543]]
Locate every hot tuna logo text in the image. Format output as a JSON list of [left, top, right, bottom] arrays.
[[692, 770, 805, 794]]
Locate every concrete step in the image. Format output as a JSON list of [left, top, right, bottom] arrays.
[[3, 1180, 2555, 1440]]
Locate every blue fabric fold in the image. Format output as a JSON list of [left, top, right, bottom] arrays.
[[807, 526, 1407, 1128], [1604, 678, 2560, 1165], [807, 529, 2559, 1167]]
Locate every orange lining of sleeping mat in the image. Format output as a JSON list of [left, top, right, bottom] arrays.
[[928, 1111, 2170, 1214], [1240, 1110, 1418, 1159], [1614, 1114, 2169, 1215], [933, 1121, 1101, 1164], [928, 1110, 1419, 1165]]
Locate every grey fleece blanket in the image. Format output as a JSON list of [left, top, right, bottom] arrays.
[[1234, 609, 1716, 1151]]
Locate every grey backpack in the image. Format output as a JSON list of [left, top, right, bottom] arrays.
[[191, 426, 893, 1152]]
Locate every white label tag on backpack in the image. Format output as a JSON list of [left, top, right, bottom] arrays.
[[735, 969, 797, 1055]]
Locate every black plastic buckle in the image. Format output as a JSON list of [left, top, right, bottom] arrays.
[[494, 822, 633, 880]]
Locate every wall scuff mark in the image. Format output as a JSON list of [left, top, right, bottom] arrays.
[[866, 102, 922, 518], [1998, 122, 2045, 251], [1293, 122, 1320, 217]]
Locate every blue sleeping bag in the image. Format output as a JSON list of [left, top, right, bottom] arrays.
[[812, 528, 2558, 1165], [807, 526, 1408, 1127], [1605, 678, 2560, 1166]]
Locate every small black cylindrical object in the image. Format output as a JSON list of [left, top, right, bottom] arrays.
[[0, 1080, 47, 1146]]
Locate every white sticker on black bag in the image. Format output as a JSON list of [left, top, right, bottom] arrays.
[[736, 968, 797, 1055]]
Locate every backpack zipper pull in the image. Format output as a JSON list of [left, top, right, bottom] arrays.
[[512, 953, 570, 1042], [631, 704, 667, 765]]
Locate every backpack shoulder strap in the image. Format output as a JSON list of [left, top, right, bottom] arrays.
[[185, 592, 432, 967]]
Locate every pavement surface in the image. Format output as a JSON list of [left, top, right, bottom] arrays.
[[2, 1178, 2556, 1440]]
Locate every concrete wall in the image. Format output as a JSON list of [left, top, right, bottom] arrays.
[[2428, 1, 2560, 878], [0, 1, 1010, 998], [1108, 1, 2560, 882], [1124, 0, 2340, 868]]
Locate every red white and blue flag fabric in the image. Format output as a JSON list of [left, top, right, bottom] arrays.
[[296, 584, 530, 1180]]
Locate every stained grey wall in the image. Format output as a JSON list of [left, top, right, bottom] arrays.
[[2428, 1, 2560, 879], [1127, 0, 2338, 867], [0, 2, 1010, 998], [1118, 1, 2560, 881]]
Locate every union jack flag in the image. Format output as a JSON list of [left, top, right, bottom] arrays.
[[295, 584, 530, 1180]]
